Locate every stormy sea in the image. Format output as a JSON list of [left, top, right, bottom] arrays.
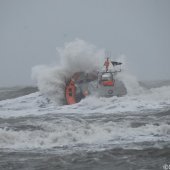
[[0, 40, 170, 170], [0, 80, 170, 170]]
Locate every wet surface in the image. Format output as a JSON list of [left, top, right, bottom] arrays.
[[0, 84, 170, 170], [0, 148, 170, 170]]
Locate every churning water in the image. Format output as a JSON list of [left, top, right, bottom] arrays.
[[0, 40, 170, 170]]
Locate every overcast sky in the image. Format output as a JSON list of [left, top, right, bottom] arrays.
[[0, 0, 170, 86]]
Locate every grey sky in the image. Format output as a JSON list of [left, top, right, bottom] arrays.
[[0, 0, 170, 86]]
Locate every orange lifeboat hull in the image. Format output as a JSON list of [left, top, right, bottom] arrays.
[[65, 80, 76, 105]]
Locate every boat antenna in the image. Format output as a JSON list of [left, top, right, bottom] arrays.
[[105, 50, 111, 58]]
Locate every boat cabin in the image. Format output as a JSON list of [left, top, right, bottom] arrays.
[[99, 72, 114, 86]]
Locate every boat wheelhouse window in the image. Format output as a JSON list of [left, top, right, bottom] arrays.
[[69, 88, 72, 96], [101, 73, 113, 81]]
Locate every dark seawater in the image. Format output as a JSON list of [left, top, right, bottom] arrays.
[[0, 82, 170, 170], [0, 148, 170, 170], [0, 86, 38, 101]]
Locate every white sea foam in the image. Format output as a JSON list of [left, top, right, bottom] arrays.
[[0, 116, 170, 150], [0, 39, 170, 151], [32, 39, 105, 104], [0, 80, 170, 150], [0, 83, 170, 118]]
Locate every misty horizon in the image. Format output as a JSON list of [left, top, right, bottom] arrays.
[[0, 0, 170, 87]]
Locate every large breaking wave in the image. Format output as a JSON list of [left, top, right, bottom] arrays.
[[0, 39, 170, 152], [31, 39, 105, 104], [0, 85, 170, 151], [31, 39, 144, 104]]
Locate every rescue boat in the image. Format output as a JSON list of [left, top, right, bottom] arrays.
[[65, 58, 125, 105]]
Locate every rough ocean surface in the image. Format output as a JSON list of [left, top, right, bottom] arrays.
[[0, 40, 170, 170], [0, 80, 170, 170]]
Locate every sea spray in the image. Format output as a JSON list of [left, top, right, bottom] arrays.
[[115, 55, 144, 95], [32, 39, 143, 104], [32, 39, 105, 104]]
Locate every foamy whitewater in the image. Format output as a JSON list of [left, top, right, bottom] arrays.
[[0, 40, 170, 169], [31, 39, 105, 104]]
